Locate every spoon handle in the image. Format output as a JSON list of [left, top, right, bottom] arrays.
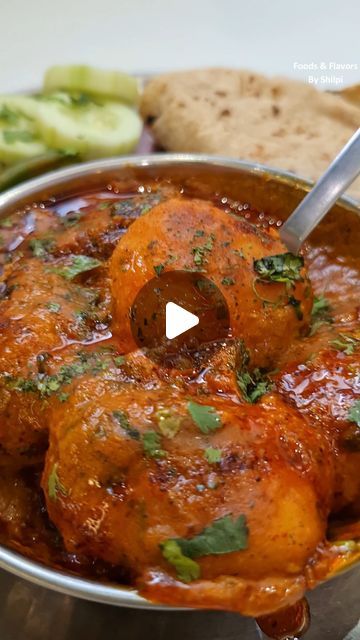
[[280, 127, 360, 253]]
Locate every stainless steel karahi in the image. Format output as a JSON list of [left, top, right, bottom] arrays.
[[0, 154, 359, 640]]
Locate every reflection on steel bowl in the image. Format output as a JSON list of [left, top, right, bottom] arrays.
[[0, 155, 359, 640]]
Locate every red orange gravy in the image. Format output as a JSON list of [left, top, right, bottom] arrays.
[[0, 176, 359, 639]]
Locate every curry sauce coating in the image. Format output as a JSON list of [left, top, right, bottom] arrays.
[[0, 254, 111, 464], [277, 340, 360, 514], [109, 198, 313, 369], [42, 375, 334, 616]]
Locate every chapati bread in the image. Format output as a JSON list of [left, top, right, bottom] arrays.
[[141, 69, 360, 201]]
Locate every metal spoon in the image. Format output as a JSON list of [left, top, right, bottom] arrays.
[[280, 127, 360, 253]]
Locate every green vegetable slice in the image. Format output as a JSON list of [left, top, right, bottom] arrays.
[[0, 96, 47, 165], [31, 93, 142, 158], [43, 65, 139, 105]]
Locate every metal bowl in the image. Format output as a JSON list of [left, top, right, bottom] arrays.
[[0, 154, 359, 640]]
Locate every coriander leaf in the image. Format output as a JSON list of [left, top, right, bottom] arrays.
[[187, 401, 222, 434], [114, 355, 126, 366], [142, 430, 166, 458], [112, 410, 140, 440], [173, 514, 248, 559], [98, 201, 112, 210], [253, 252, 304, 285], [331, 333, 360, 356], [47, 301, 61, 313], [155, 409, 182, 438], [348, 401, 360, 427], [29, 237, 54, 257], [221, 277, 235, 286], [49, 255, 102, 280], [4, 350, 113, 398], [192, 234, 215, 266], [48, 463, 67, 501], [160, 540, 200, 583], [310, 295, 333, 335], [204, 447, 222, 464], [0, 216, 14, 228], [154, 264, 165, 276], [236, 368, 273, 403], [3, 130, 36, 144], [61, 211, 82, 228]]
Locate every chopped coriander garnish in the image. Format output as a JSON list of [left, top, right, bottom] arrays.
[[253, 252, 304, 286], [29, 237, 54, 258], [204, 447, 222, 464], [112, 410, 140, 440], [161, 540, 200, 583], [187, 401, 222, 434], [61, 211, 82, 228], [48, 255, 102, 280], [331, 333, 360, 355], [0, 216, 14, 228], [155, 409, 182, 438], [4, 350, 113, 398], [343, 400, 360, 451], [114, 355, 126, 366], [142, 430, 166, 458], [310, 295, 333, 335], [233, 248, 245, 259], [48, 463, 67, 501], [237, 368, 273, 403], [221, 277, 235, 286], [192, 234, 215, 266], [348, 400, 360, 427], [98, 201, 112, 210], [47, 301, 61, 313], [161, 514, 248, 581], [154, 264, 165, 276]]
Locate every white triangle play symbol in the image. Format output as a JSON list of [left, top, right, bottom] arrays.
[[165, 302, 199, 340]]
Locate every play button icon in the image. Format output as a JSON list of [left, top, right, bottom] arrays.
[[129, 270, 230, 369], [166, 302, 199, 340]]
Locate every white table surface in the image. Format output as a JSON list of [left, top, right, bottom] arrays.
[[0, 0, 359, 92]]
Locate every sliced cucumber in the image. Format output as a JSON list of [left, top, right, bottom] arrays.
[[44, 65, 139, 105], [30, 94, 142, 158], [0, 97, 47, 165]]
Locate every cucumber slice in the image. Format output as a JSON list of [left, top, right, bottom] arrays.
[[44, 65, 139, 105], [0, 97, 47, 165], [30, 94, 142, 158]]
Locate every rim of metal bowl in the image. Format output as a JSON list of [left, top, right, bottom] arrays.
[[0, 153, 358, 610]]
